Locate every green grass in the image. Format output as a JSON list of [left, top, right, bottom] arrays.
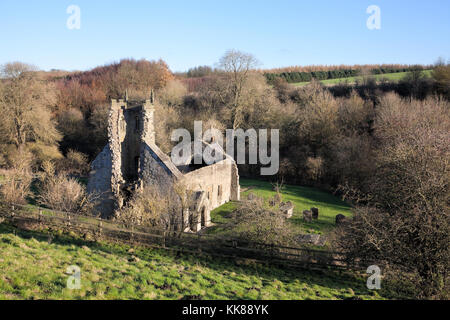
[[292, 70, 433, 86], [211, 178, 351, 235], [0, 224, 386, 300]]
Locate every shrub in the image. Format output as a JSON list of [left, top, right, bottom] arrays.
[[116, 183, 190, 230], [432, 63, 450, 97], [57, 149, 90, 175], [38, 161, 95, 213], [334, 94, 450, 299], [0, 169, 32, 204], [305, 157, 324, 182], [158, 79, 188, 107], [230, 197, 295, 246], [0, 147, 33, 204]]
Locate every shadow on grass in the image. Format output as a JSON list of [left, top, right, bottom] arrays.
[[0, 222, 376, 299]]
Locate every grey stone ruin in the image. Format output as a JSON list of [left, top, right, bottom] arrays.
[[335, 214, 347, 225], [311, 207, 319, 220], [303, 210, 312, 222], [87, 91, 240, 233], [280, 201, 294, 219]]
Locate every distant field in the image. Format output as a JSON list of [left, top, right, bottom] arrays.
[[292, 70, 433, 87], [0, 224, 385, 300], [210, 178, 351, 235]]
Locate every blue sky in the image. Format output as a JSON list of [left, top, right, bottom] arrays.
[[0, 0, 449, 72]]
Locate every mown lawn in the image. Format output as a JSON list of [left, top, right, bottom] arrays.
[[210, 179, 351, 235], [0, 224, 385, 300], [292, 70, 433, 86]]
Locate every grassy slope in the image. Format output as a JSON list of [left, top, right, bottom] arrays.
[[292, 70, 433, 87], [211, 178, 351, 235], [0, 224, 384, 300]]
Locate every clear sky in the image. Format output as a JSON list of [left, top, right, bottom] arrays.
[[0, 0, 449, 72]]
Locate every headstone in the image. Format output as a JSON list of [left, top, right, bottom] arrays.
[[247, 192, 256, 201], [280, 201, 294, 219], [336, 214, 347, 225], [303, 210, 312, 222], [311, 207, 319, 220], [298, 234, 321, 245]]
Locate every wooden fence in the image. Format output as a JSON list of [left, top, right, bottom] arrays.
[[0, 201, 364, 271]]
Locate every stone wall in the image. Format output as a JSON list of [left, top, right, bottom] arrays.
[[109, 99, 126, 202], [121, 107, 141, 182], [86, 145, 115, 218], [88, 98, 240, 232], [141, 100, 156, 145], [183, 158, 238, 211], [140, 143, 177, 193]]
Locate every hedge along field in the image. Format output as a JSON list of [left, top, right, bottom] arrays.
[[291, 70, 433, 87], [210, 178, 352, 235], [264, 67, 430, 84], [0, 224, 388, 300]]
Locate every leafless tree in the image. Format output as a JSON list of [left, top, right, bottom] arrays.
[[218, 50, 260, 129], [0, 62, 61, 148]]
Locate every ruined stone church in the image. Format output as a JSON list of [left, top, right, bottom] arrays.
[[87, 95, 240, 232]]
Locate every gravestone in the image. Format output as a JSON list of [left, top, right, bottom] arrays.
[[280, 201, 294, 218], [311, 207, 319, 220], [303, 210, 312, 222], [335, 214, 347, 225]]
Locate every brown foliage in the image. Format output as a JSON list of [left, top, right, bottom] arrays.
[[0, 63, 61, 148], [116, 182, 191, 231], [334, 95, 450, 299], [432, 64, 450, 98], [230, 197, 295, 246], [0, 148, 33, 204], [57, 149, 90, 175], [38, 161, 95, 214]]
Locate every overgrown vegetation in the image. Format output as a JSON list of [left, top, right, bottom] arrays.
[[333, 94, 450, 299], [210, 178, 351, 236]]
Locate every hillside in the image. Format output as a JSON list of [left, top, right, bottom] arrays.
[[0, 223, 386, 300], [292, 70, 433, 86]]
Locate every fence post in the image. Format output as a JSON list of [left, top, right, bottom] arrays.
[[38, 208, 43, 226], [162, 231, 166, 248], [98, 221, 102, 240], [270, 243, 274, 262]]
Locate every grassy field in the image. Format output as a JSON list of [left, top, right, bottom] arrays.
[[0, 223, 386, 300], [211, 179, 351, 235], [292, 70, 433, 86]]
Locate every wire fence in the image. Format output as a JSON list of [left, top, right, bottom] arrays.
[[0, 201, 366, 271]]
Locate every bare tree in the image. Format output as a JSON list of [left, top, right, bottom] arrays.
[[0, 62, 61, 148], [218, 50, 260, 129]]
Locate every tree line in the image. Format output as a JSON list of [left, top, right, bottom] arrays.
[[264, 66, 426, 84]]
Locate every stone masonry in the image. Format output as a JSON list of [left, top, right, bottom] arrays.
[[87, 95, 240, 232]]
